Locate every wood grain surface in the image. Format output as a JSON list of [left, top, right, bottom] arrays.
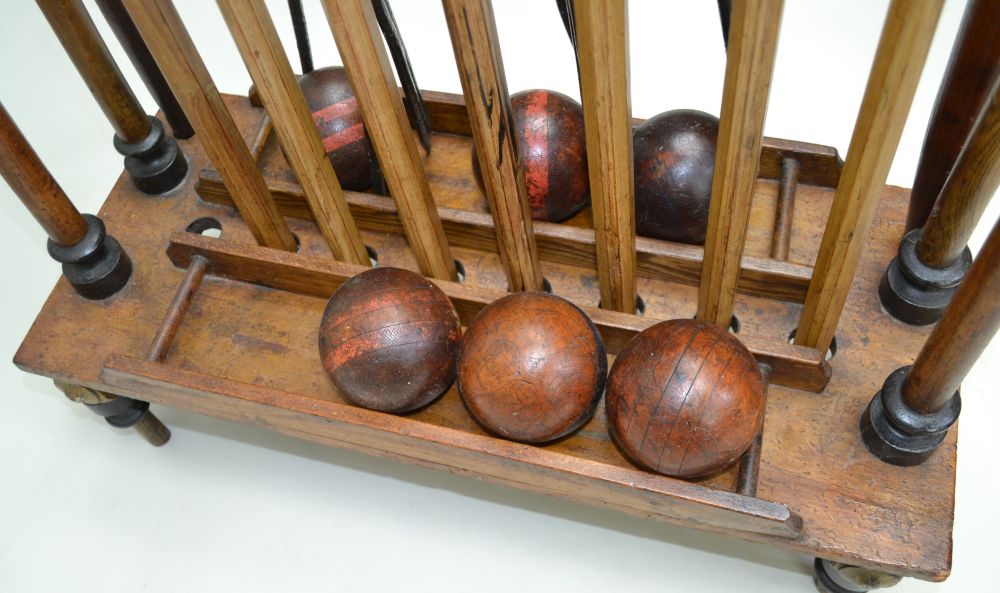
[[697, 0, 782, 328], [12, 96, 956, 580], [574, 0, 637, 313], [322, 0, 457, 281], [218, 0, 369, 265], [795, 0, 944, 352], [443, 0, 543, 292]]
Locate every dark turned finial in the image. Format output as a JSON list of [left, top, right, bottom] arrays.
[[864, 216, 1000, 465], [38, 0, 187, 195], [0, 102, 132, 301], [880, 80, 1000, 325]]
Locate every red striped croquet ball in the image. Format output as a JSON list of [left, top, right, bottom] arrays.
[[472, 89, 589, 222], [299, 66, 375, 192], [319, 267, 461, 414]]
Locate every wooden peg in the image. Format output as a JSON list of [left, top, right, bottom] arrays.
[[696, 0, 783, 328], [862, 215, 1000, 465], [94, 0, 194, 139], [218, 0, 370, 266], [880, 81, 1000, 325], [574, 0, 637, 313], [905, 0, 1000, 233], [321, 0, 457, 281], [795, 0, 944, 352], [37, 0, 187, 194], [123, 0, 297, 252], [442, 0, 543, 292], [770, 158, 798, 261], [0, 102, 131, 300]]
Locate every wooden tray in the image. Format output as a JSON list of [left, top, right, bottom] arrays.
[[13, 94, 954, 581]]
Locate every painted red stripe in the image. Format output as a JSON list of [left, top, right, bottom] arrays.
[[312, 97, 360, 124], [522, 93, 549, 204], [321, 123, 365, 153]]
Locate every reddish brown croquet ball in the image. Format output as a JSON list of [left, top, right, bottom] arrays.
[[633, 109, 719, 245], [471, 89, 589, 222], [457, 292, 606, 444], [318, 267, 461, 414], [298, 66, 375, 191], [605, 319, 766, 478]]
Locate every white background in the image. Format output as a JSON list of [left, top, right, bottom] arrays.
[[2, 1, 998, 591]]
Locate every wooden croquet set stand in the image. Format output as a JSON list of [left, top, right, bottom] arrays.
[[4, 1, 1000, 591]]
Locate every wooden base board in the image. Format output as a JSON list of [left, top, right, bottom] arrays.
[[13, 95, 953, 580]]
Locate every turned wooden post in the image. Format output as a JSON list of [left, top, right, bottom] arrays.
[[218, 0, 370, 266], [123, 0, 297, 252], [94, 0, 194, 139], [880, 80, 1000, 324], [771, 158, 798, 261], [697, 0, 782, 328], [0, 101, 131, 300], [322, 0, 457, 281], [442, 0, 543, 292], [36, 0, 187, 194], [862, 215, 1000, 465], [574, 0, 637, 313], [905, 0, 1000, 233], [795, 0, 943, 353]]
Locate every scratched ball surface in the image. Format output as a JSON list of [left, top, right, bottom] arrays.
[[471, 89, 589, 222], [633, 109, 719, 245], [605, 319, 765, 478], [457, 292, 606, 443], [318, 267, 461, 414], [298, 66, 374, 191]]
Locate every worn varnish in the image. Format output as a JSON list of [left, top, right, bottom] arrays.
[[606, 319, 766, 478], [457, 292, 606, 443], [319, 267, 460, 414], [13, 95, 955, 580]]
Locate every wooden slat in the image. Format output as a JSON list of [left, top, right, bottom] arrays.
[[795, 0, 944, 351], [217, 0, 369, 265], [442, 0, 543, 291], [122, 0, 297, 251], [574, 0, 637, 312], [697, 0, 783, 327], [321, 0, 457, 280], [196, 171, 815, 302], [0, 102, 89, 246], [102, 355, 801, 538], [166, 232, 831, 391]]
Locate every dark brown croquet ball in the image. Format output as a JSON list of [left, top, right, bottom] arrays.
[[318, 267, 461, 414], [605, 319, 765, 478], [298, 66, 375, 191], [457, 292, 606, 443], [471, 89, 589, 222], [633, 109, 719, 245]]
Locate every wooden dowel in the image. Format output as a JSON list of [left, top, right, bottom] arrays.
[[916, 82, 1000, 269], [903, 216, 1000, 414], [771, 158, 798, 260], [696, 0, 783, 327], [147, 255, 208, 362], [905, 0, 1000, 233], [795, 0, 943, 352], [218, 0, 370, 266], [94, 0, 194, 139], [0, 102, 89, 247], [442, 0, 543, 292], [574, 0, 637, 313], [37, 0, 151, 144], [123, 0, 297, 252], [322, 0, 457, 281]]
